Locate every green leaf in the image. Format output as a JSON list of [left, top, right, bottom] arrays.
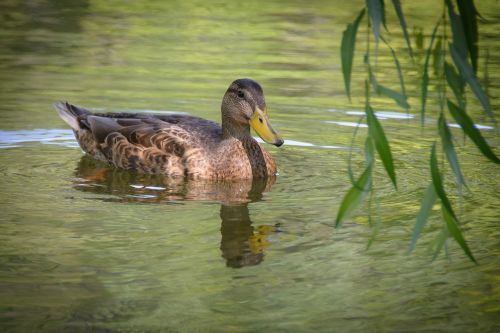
[[368, 61, 378, 92], [456, 0, 479, 73], [450, 43, 495, 123], [366, 0, 384, 43], [441, 198, 477, 263], [381, 36, 408, 111], [335, 164, 372, 228], [445, 0, 468, 60], [364, 136, 375, 167], [377, 84, 410, 110], [430, 142, 458, 222], [391, 0, 413, 58], [430, 143, 477, 263], [444, 61, 465, 108], [341, 9, 365, 101], [447, 100, 500, 164], [421, 20, 441, 126], [432, 224, 448, 261], [438, 113, 466, 187], [347, 117, 366, 186], [483, 49, 490, 100], [391, 47, 407, 98], [366, 105, 397, 189], [409, 183, 437, 253], [432, 36, 443, 76]]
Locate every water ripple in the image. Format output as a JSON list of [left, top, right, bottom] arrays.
[[0, 129, 77, 148], [0, 129, 347, 150]]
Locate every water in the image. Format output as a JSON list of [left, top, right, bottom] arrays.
[[1, 0, 499, 332]]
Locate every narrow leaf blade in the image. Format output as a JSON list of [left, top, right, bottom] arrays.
[[450, 43, 495, 123], [432, 36, 443, 76], [438, 113, 466, 187], [335, 165, 372, 228], [447, 100, 500, 164], [381, 36, 409, 111], [366, 0, 383, 43], [441, 202, 477, 263], [445, 0, 468, 59], [444, 61, 465, 108], [456, 0, 479, 73], [430, 142, 458, 222], [421, 20, 441, 126], [430, 143, 476, 263], [377, 84, 410, 110], [432, 224, 448, 261], [366, 105, 397, 189], [341, 9, 366, 100], [391, 0, 413, 58], [364, 136, 375, 167], [409, 183, 437, 253]]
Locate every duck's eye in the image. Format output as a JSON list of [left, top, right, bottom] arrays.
[[237, 90, 245, 98]]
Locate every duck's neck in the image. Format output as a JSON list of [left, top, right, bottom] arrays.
[[222, 123, 252, 141], [221, 115, 254, 143]]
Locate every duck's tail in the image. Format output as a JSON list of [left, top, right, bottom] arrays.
[[54, 101, 90, 131]]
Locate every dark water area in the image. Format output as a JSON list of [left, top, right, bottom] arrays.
[[0, 0, 499, 331]]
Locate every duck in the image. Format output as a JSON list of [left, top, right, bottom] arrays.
[[55, 78, 283, 180]]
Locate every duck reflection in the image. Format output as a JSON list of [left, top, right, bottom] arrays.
[[73, 155, 280, 268]]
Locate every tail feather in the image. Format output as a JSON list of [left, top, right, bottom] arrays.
[[54, 101, 90, 131]]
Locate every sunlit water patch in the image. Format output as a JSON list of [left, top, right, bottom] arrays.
[[0, 129, 78, 148]]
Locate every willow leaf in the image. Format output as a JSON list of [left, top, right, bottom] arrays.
[[365, 136, 375, 167], [432, 224, 448, 261], [366, 0, 384, 44], [445, 0, 468, 60], [484, 49, 490, 100], [409, 183, 437, 253], [447, 100, 500, 164], [381, 36, 408, 110], [347, 117, 366, 186], [444, 61, 465, 108], [341, 9, 365, 100], [438, 113, 466, 187], [430, 143, 458, 222], [377, 85, 409, 110], [430, 142, 476, 262], [391, 0, 413, 58], [366, 105, 397, 189], [456, 0, 479, 73], [391, 47, 406, 97], [450, 43, 495, 123], [421, 20, 440, 126], [335, 164, 372, 228], [441, 199, 477, 263], [432, 36, 443, 76]]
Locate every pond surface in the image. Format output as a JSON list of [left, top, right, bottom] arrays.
[[1, 0, 499, 332]]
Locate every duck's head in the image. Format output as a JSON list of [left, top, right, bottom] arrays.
[[222, 78, 284, 147]]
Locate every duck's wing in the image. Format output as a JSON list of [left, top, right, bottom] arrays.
[[55, 102, 221, 176]]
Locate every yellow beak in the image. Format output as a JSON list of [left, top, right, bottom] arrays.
[[249, 107, 284, 147]]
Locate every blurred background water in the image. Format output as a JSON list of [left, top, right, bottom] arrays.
[[0, 0, 499, 332]]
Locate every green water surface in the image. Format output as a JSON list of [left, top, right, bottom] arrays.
[[0, 0, 499, 332]]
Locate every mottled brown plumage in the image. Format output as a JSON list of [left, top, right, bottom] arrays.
[[55, 79, 283, 180]]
